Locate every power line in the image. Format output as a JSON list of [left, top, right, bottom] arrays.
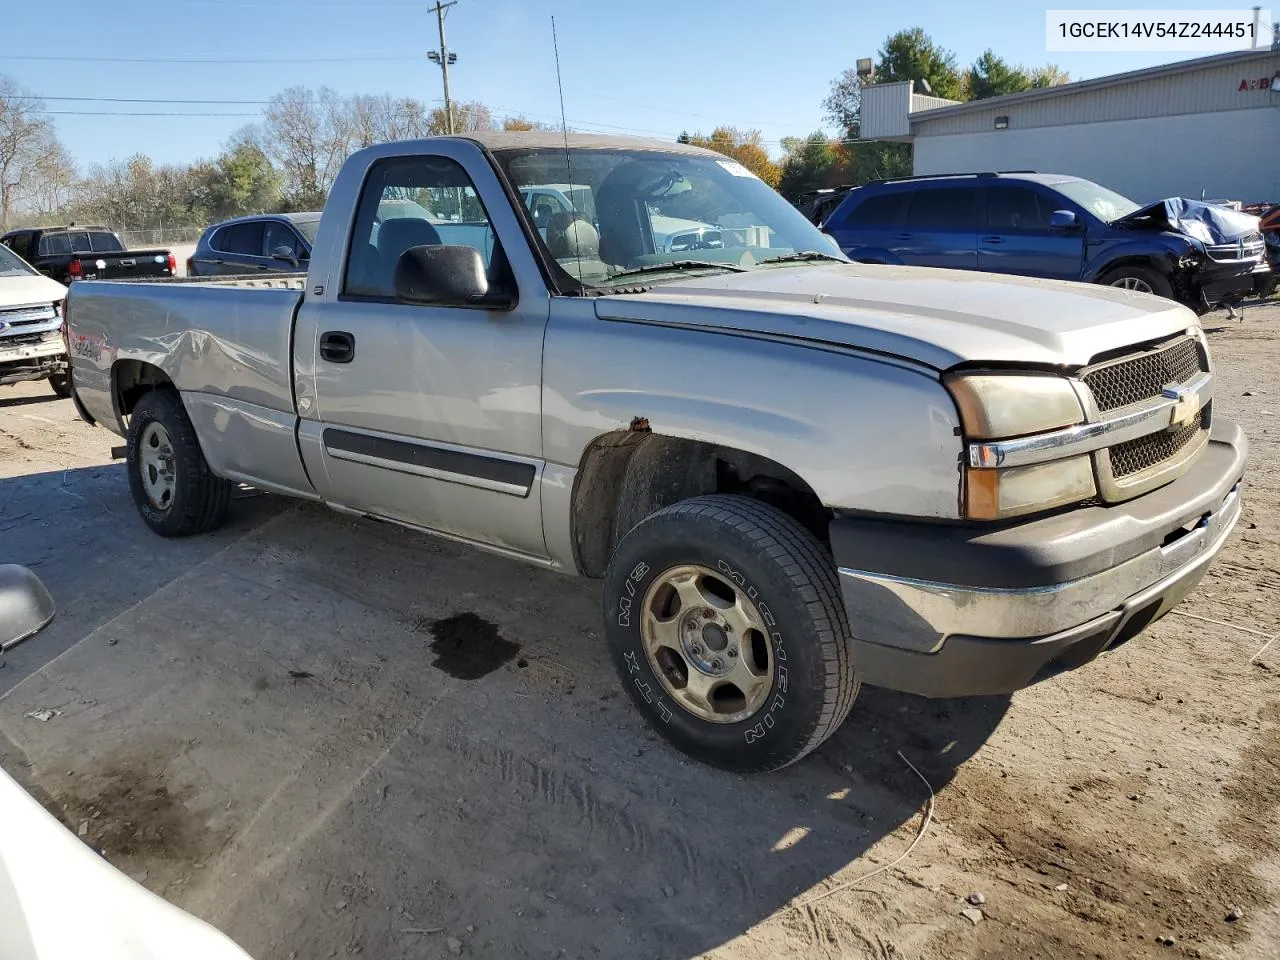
[[6, 54, 423, 64], [19, 96, 288, 105], [21, 93, 844, 144], [47, 110, 259, 117]]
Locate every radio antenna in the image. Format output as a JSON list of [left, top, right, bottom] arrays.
[[551, 16, 585, 289]]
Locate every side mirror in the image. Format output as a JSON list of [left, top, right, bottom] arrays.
[[1049, 209, 1080, 231], [0, 564, 55, 651], [394, 245, 509, 308], [271, 246, 300, 268]]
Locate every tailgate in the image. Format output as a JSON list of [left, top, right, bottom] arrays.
[[87, 250, 174, 281]]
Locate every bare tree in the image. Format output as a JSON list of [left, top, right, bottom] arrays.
[[248, 87, 352, 210], [0, 76, 65, 230], [23, 141, 76, 219]]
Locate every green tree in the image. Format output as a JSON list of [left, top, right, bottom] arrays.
[[875, 28, 965, 100], [187, 142, 282, 220], [967, 50, 1031, 100], [967, 50, 1071, 100]]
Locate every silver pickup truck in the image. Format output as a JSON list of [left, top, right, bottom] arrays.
[[66, 132, 1246, 773]]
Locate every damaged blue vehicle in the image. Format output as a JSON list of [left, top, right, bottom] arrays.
[[823, 172, 1270, 312]]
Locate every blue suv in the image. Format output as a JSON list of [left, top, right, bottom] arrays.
[[822, 172, 1267, 312]]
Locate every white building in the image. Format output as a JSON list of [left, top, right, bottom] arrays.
[[858, 48, 1280, 203]]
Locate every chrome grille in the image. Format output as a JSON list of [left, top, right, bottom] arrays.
[[1109, 412, 1205, 479], [0, 331, 53, 347], [1084, 337, 1203, 412], [1206, 233, 1265, 263]]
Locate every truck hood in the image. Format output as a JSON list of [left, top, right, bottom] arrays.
[[594, 263, 1197, 369], [0, 273, 66, 309]]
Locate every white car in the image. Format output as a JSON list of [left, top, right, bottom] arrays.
[[0, 564, 253, 960], [0, 244, 70, 397]]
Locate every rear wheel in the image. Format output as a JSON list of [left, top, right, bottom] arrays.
[[126, 389, 231, 537], [1099, 264, 1173, 300], [603, 495, 858, 773]]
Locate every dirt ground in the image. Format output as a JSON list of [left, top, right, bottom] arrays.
[[1, 298, 1278, 960]]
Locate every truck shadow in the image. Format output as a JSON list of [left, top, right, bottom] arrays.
[[0, 391, 65, 410]]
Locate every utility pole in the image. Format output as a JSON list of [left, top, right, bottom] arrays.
[[427, 1, 458, 134]]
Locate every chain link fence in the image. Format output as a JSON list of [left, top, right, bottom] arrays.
[[114, 225, 206, 248]]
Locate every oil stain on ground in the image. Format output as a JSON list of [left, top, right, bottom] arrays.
[[45, 749, 227, 874], [425, 612, 520, 680]]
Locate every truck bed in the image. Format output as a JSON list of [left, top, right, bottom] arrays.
[[91, 274, 307, 290], [67, 275, 304, 428]]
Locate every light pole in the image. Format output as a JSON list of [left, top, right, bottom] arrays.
[[427, 1, 458, 134]]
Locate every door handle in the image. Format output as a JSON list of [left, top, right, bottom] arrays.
[[319, 331, 355, 364], [981, 236, 1005, 244], [894, 233, 913, 240], [257, 263, 269, 270]]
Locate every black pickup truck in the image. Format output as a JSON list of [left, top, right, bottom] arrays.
[[0, 226, 175, 284]]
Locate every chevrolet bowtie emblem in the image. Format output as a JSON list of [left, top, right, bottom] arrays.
[[1162, 384, 1199, 431]]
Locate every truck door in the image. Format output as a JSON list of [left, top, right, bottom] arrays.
[[295, 144, 551, 561], [979, 184, 1085, 280]]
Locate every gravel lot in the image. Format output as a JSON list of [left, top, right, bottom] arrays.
[[1, 298, 1278, 959]]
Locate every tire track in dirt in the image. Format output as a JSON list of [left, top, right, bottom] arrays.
[[441, 732, 759, 905]]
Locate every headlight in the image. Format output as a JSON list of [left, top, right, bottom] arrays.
[[944, 372, 1084, 439], [945, 372, 1096, 520]]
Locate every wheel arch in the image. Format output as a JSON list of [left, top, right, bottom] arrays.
[[570, 430, 830, 578], [111, 359, 176, 427], [1083, 247, 1180, 284]]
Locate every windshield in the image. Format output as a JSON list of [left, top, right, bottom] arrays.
[[496, 147, 846, 288], [1053, 179, 1142, 224], [294, 217, 321, 243], [0, 243, 37, 278]]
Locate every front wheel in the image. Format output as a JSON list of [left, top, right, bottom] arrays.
[[126, 389, 232, 537], [603, 495, 858, 773], [48, 371, 72, 399], [1098, 264, 1174, 300]]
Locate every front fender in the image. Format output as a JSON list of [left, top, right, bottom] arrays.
[[542, 300, 962, 521], [1082, 236, 1190, 283]]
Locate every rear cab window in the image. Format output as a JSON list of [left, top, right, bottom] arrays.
[[38, 233, 73, 257], [88, 232, 125, 253]]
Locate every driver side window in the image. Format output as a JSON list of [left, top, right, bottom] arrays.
[[344, 155, 500, 300]]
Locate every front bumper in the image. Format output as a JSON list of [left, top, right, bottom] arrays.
[[834, 421, 1246, 697], [0, 338, 67, 387], [1197, 260, 1264, 305]]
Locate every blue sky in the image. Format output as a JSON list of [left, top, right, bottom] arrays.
[[3, 0, 1268, 168]]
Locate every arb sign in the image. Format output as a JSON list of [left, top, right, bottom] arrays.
[[1238, 74, 1275, 91]]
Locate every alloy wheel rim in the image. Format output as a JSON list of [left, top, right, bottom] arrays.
[[1112, 276, 1154, 293], [639, 563, 774, 724], [139, 421, 177, 511]]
